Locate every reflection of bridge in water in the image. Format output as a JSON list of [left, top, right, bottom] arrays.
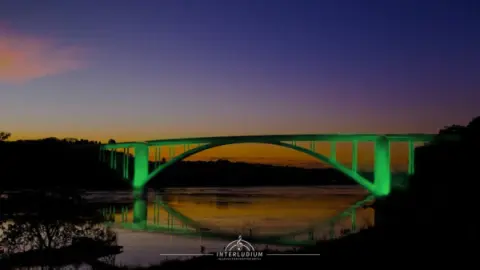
[[99, 134, 433, 246]]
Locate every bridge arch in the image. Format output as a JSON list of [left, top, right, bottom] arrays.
[[144, 140, 375, 192]]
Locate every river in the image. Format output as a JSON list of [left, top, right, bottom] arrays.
[[85, 186, 373, 267], [1, 186, 373, 268]]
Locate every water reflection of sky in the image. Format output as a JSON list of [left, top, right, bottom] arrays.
[[108, 187, 370, 234], [2, 186, 373, 267], [108, 186, 373, 266]]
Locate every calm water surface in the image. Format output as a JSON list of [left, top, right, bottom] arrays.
[[85, 186, 374, 266], [1, 186, 373, 268]]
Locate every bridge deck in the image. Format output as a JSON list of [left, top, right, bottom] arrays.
[[102, 133, 434, 148]]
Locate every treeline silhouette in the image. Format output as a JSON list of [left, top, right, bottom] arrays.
[[0, 136, 126, 190], [0, 135, 356, 190]]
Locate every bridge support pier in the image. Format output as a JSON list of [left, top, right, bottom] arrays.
[[374, 136, 391, 196], [133, 187, 147, 226], [132, 143, 149, 226]]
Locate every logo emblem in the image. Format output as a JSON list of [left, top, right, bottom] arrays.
[[216, 235, 264, 260]]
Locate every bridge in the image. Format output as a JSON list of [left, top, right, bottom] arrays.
[[98, 133, 434, 245]]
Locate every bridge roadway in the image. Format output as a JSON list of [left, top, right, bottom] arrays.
[[102, 133, 434, 149]]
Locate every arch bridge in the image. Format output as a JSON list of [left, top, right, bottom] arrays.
[[99, 133, 433, 244]]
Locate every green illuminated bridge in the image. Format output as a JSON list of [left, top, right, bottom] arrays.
[[99, 133, 434, 246]]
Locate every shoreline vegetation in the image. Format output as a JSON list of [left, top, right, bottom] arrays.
[[1, 115, 479, 267], [0, 136, 362, 191]]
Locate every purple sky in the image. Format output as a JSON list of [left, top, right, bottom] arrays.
[[0, 0, 479, 167]]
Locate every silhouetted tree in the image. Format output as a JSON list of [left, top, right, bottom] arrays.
[[430, 124, 465, 145], [0, 189, 117, 255], [108, 139, 116, 144], [466, 116, 480, 141], [0, 131, 11, 141], [434, 117, 480, 144], [64, 138, 78, 144], [467, 116, 480, 130], [439, 124, 466, 134]]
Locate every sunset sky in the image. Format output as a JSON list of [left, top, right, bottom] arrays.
[[1, 0, 479, 169]]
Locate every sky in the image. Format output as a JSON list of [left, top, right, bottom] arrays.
[[0, 0, 479, 169]]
